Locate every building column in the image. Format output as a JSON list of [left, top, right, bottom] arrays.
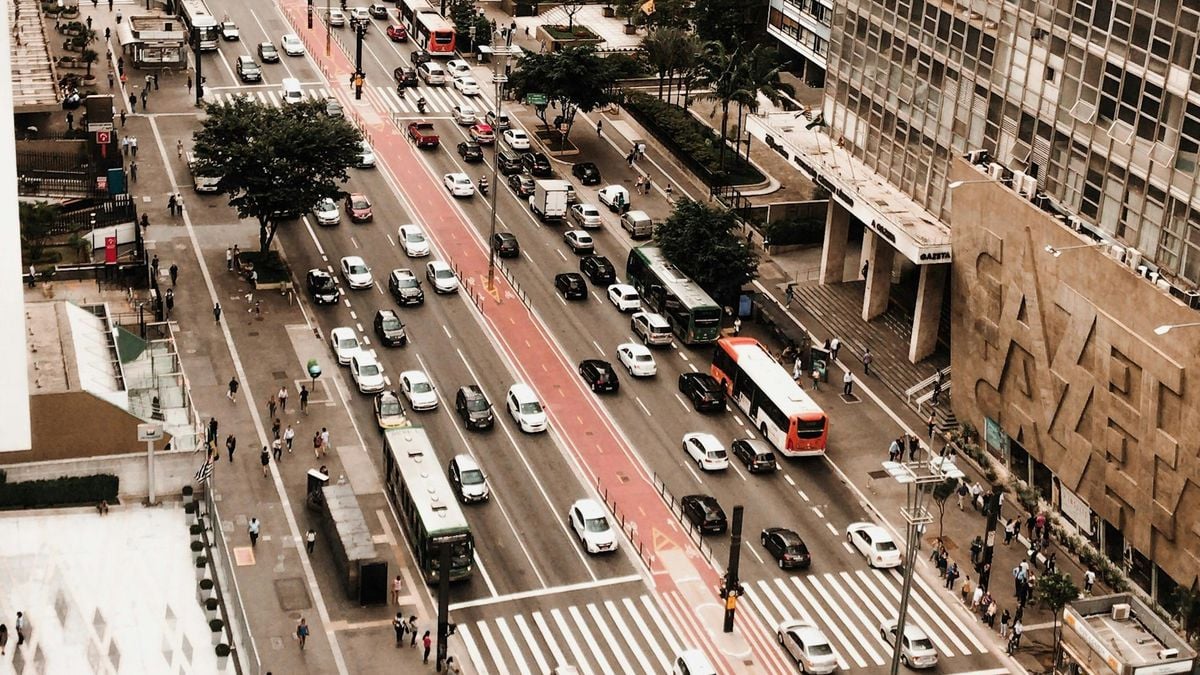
[[819, 203, 850, 284], [908, 263, 947, 363], [859, 230, 874, 280], [861, 235, 894, 321]]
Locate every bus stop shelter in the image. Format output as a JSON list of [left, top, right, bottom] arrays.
[[321, 484, 388, 605]]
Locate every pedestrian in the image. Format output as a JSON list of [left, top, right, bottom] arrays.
[[321, 427, 331, 454], [888, 437, 902, 462], [842, 370, 854, 396], [296, 618, 309, 650], [970, 482, 983, 510], [1004, 519, 1016, 545], [208, 417, 218, 444], [213, 302, 222, 322], [145, 74, 153, 91], [177, 139, 184, 158], [167, 263, 177, 288], [168, 194, 177, 217], [446, 656, 461, 674], [907, 434, 919, 461], [626, 150, 635, 167], [226, 434, 236, 462], [130, 161, 138, 182], [862, 347, 873, 375], [227, 377, 239, 401], [108, 71, 115, 89], [284, 425, 295, 452], [267, 394, 277, 420], [970, 536, 983, 565], [986, 598, 998, 626], [15, 612, 25, 646], [596, 118, 603, 137], [422, 630, 432, 663], [731, 317, 741, 335], [153, 73, 159, 90], [931, 372, 943, 405], [86, 15, 93, 31], [305, 529, 316, 554], [248, 517, 260, 546], [164, 289, 174, 317], [635, 175, 644, 194], [0, 623, 7, 655], [128, 91, 137, 110], [120, 110, 127, 127], [960, 575, 972, 603], [313, 431, 324, 458], [300, 385, 309, 414], [971, 584, 983, 610], [226, 247, 233, 271], [1045, 551, 1057, 574], [232, 244, 241, 269], [392, 575, 403, 604], [1084, 568, 1096, 594], [108, 0, 113, 10], [927, 411, 937, 438], [122, 135, 130, 155], [151, 254, 160, 278], [1010, 619, 1023, 649], [66, 111, 74, 130], [999, 608, 1011, 637], [408, 616, 418, 646], [945, 562, 959, 590], [829, 336, 841, 362], [957, 481, 968, 509], [665, 183, 673, 198], [272, 438, 282, 462], [392, 612, 405, 647], [784, 283, 795, 308], [140, 89, 147, 111], [260, 446, 270, 476], [187, 75, 193, 93], [810, 368, 819, 390], [278, 386, 289, 412], [792, 358, 803, 383], [271, 417, 281, 440]]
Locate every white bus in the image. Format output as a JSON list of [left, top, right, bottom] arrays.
[[178, 0, 219, 51]]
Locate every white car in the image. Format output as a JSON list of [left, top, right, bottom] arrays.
[[445, 58, 472, 77], [329, 326, 361, 365], [220, 21, 240, 40], [356, 140, 376, 168], [453, 76, 480, 96], [847, 522, 902, 568], [569, 203, 602, 228], [397, 224, 430, 257], [443, 173, 475, 197], [425, 260, 459, 293], [312, 198, 340, 226], [350, 351, 385, 393], [607, 284, 641, 312], [451, 105, 477, 126], [616, 343, 657, 377], [400, 370, 439, 410], [682, 432, 729, 471], [778, 621, 838, 675], [506, 383, 547, 433], [563, 229, 594, 254], [502, 129, 530, 150], [340, 255, 373, 289], [281, 33, 305, 56], [568, 499, 618, 554], [880, 621, 938, 669], [327, 8, 346, 26], [348, 6, 370, 24], [597, 185, 631, 212]]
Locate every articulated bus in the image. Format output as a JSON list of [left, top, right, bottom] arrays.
[[399, 0, 456, 54], [711, 337, 829, 456], [177, 0, 219, 51], [625, 247, 723, 345], [383, 427, 474, 583]]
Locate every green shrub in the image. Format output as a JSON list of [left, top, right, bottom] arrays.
[[239, 250, 289, 284], [763, 218, 824, 246], [0, 474, 118, 509]]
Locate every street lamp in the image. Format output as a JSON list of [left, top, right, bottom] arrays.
[[1044, 242, 1106, 258], [880, 453, 964, 675], [486, 36, 514, 291], [1154, 322, 1200, 335]]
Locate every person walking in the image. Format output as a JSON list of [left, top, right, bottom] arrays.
[[945, 562, 959, 590], [305, 529, 316, 554], [267, 394, 277, 420], [407, 616, 419, 646], [422, 630, 432, 663], [392, 612, 405, 647], [829, 337, 841, 362], [1009, 619, 1023, 651], [225, 434, 236, 463], [130, 135, 138, 156], [271, 418, 281, 441], [862, 348, 874, 375], [445, 656, 462, 674], [296, 618, 309, 650], [0, 623, 7, 655], [596, 118, 603, 137], [207, 417, 218, 445], [165, 289, 175, 317], [999, 608, 1011, 637], [260, 446, 270, 477], [169, 262, 178, 287], [226, 247, 233, 271], [167, 194, 177, 217], [213, 302, 222, 322], [299, 385, 309, 414], [284, 425, 295, 453], [1084, 568, 1096, 594], [809, 368, 820, 391], [970, 536, 983, 565], [248, 517, 260, 546], [313, 431, 324, 459], [272, 438, 283, 462], [960, 575, 972, 604], [227, 377, 239, 402], [278, 386, 289, 413], [1004, 519, 1016, 545], [130, 161, 138, 182], [176, 139, 184, 158], [187, 75, 193, 94], [792, 358, 803, 384], [321, 427, 331, 455], [842, 370, 854, 396], [392, 575, 403, 604], [15, 612, 25, 647], [140, 88, 147, 111], [957, 481, 968, 510], [120, 109, 127, 127]]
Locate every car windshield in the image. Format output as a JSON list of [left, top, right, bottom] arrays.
[[694, 306, 722, 326], [466, 397, 488, 412], [584, 517, 609, 533], [877, 539, 899, 552], [349, 263, 367, 274], [785, 543, 807, 555], [435, 268, 454, 279], [381, 318, 402, 330], [635, 354, 652, 362], [312, 276, 334, 290], [519, 402, 542, 415], [461, 469, 484, 485], [380, 400, 401, 416], [360, 363, 380, 376], [317, 199, 334, 210], [351, 197, 369, 209], [809, 642, 834, 656], [406, 231, 425, 243], [338, 338, 358, 349], [410, 381, 432, 393], [709, 449, 728, 459], [396, 276, 418, 288]]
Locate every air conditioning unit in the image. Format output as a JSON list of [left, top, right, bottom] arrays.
[[1108, 245, 1126, 263], [1020, 174, 1039, 198], [1185, 290, 1200, 310], [1158, 648, 1180, 660], [1125, 249, 1141, 271], [1112, 603, 1132, 620], [988, 162, 1006, 181], [1156, 277, 1172, 292], [967, 149, 990, 165], [1136, 265, 1149, 278], [1011, 171, 1027, 194]]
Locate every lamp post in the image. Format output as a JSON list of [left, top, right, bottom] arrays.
[[880, 452, 964, 675], [325, 0, 331, 56], [486, 36, 513, 291], [1154, 322, 1200, 335]]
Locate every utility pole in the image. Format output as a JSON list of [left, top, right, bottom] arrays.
[[721, 505, 744, 632], [353, 23, 365, 100], [325, 0, 331, 56], [307, 0, 313, 29], [485, 37, 513, 291]]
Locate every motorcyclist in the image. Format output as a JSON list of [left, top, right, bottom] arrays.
[[396, 84, 405, 98], [417, 97, 427, 113], [478, 175, 489, 194]]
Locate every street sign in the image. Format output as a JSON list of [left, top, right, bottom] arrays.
[[137, 423, 164, 442], [96, 130, 111, 144], [526, 93, 547, 106]]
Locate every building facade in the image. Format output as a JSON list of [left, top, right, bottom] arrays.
[[766, 0, 833, 85]]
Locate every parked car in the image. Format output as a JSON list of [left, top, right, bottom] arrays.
[[373, 309, 407, 347], [306, 269, 339, 304], [680, 494, 727, 534], [572, 162, 601, 185], [454, 385, 494, 430], [388, 268, 424, 306], [761, 528, 811, 569], [555, 272, 587, 300], [597, 185, 631, 212], [579, 255, 615, 285], [732, 438, 777, 473], [579, 359, 619, 393], [678, 372, 726, 412], [491, 232, 520, 258]]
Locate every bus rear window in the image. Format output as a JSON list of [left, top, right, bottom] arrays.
[[794, 417, 827, 438], [434, 32, 453, 44]]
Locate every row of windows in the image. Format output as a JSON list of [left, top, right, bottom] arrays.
[[779, 0, 830, 26], [769, 8, 827, 57]]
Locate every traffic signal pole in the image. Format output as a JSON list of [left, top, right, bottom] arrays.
[[353, 23, 365, 100], [722, 505, 744, 632], [435, 543, 452, 671]]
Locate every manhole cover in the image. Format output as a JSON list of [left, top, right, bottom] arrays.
[[616, 471, 629, 484], [274, 577, 312, 612], [272, 370, 287, 380]]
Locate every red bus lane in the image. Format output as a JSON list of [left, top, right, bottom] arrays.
[[274, 4, 791, 671]]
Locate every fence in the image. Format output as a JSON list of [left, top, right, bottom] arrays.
[[493, 258, 531, 310], [201, 487, 260, 675], [594, 476, 654, 571], [651, 472, 718, 570], [49, 195, 139, 235], [711, 184, 754, 220]]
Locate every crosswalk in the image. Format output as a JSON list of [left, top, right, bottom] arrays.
[[205, 84, 489, 116], [742, 568, 989, 670], [457, 594, 691, 675]]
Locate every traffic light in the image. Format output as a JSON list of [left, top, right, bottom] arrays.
[[307, 0, 313, 29], [446, 622, 457, 636]]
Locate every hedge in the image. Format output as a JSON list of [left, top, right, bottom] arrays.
[[0, 474, 119, 509], [623, 92, 764, 187], [764, 218, 825, 246], [239, 250, 289, 284]]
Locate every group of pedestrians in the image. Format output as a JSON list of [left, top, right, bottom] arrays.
[[391, 614, 444, 666], [886, 433, 922, 462]]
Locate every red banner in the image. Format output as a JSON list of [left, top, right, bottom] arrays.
[[105, 236, 117, 264]]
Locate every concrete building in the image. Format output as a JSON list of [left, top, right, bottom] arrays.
[[766, 0, 832, 85], [116, 14, 189, 70], [1061, 593, 1194, 675]]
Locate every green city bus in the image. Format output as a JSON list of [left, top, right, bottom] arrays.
[[383, 427, 474, 583], [625, 247, 723, 344]]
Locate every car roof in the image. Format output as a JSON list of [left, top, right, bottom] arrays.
[[428, 260, 451, 269], [508, 382, 536, 399], [331, 326, 354, 337], [557, 272, 584, 281], [619, 342, 650, 353], [736, 438, 774, 454], [683, 494, 720, 509], [352, 351, 378, 365], [401, 369, 428, 381], [376, 308, 399, 319], [309, 268, 330, 277], [581, 359, 613, 370], [572, 499, 605, 518], [781, 621, 826, 642], [768, 528, 803, 544], [458, 384, 486, 399], [451, 453, 480, 471], [342, 255, 365, 264], [495, 232, 515, 240], [849, 522, 890, 537]]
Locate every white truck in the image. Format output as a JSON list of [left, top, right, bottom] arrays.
[[530, 179, 569, 223], [186, 152, 220, 193]]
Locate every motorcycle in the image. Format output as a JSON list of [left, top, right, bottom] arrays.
[[396, 85, 405, 98], [416, 97, 427, 114], [478, 177, 489, 197]]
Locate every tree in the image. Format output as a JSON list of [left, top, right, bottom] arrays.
[[732, 44, 794, 162], [82, 48, 98, 76], [930, 478, 959, 541], [507, 46, 617, 144], [692, 0, 766, 49], [655, 198, 758, 304], [446, 0, 491, 52], [674, 33, 705, 110], [192, 97, 362, 253], [641, 27, 685, 99], [1171, 585, 1200, 644], [694, 40, 750, 172], [1036, 570, 1081, 663], [559, 0, 585, 30], [19, 201, 60, 264]]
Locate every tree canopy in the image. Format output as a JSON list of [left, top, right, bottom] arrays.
[[691, 0, 767, 49], [1036, 570, 1081, 662], [507, 46, 617, 142], [192, 97, 362, 253], [19, 201, 60, 265], [655, 198, 758, 305]]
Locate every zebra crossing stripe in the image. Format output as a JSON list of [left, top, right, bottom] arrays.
[[638, 594, 685, 658], [820, 573, 892, 664], [531, 611, 570, 671], [878, 569, 972, 656], [586, 602, 638, 675], [511, 614, 550, 675], [908, 569, 989, 653], [568, 605, 614, 675], [778, 577, 860, 669], [494, 617, 531, 675], [457, 624, 489, 675], [603, 600, 656, 674], [660, 591, 727, 674], [872, 571, 957, 657], [551, 608, 596, 675], [806, 575, 885, 665], [475, 619, 512, 675], [621, 597, 671, 670], [838, 570, 892, 624]]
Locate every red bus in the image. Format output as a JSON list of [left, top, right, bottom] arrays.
[[711, 337, 829, 456], [414, 10, 456, 54]]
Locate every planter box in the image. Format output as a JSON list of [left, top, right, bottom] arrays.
[[602, 6, 615, 16], [623, 24, 638, 34]]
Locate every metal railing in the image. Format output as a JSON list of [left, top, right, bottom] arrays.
[[493, 258, 532, 310], [651, 472, 717, 569], [201, 487, 260, 675], [594, 477, 654, 571]]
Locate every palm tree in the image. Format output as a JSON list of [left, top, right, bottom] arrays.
[[694, 40, 750, 172], [641, 28, 685, 99], [674, 33, 705, 110], [732, 45, 794, 162]]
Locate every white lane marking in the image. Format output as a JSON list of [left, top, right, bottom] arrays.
[[386, 233, 396, 247], [301, 215, 327, 256], [784, 474, 796, 486], [513, 614, 551, 675], [586, 603, 637, 675], [837, 571, 892, 624], [729, 462, 749, 482], [557, 249, 568, 261], [442, 324, 453, 339], [351, 236, 360, 249], [673, 393, 690, 411], [688, 363, 698, 372], [798, 490, 810, 501], [550, 609, 595, 675], [745, 541, 764, 565], [475, 620, 511, 675], [355, 323, 363, 333], [906, 569, 989, 652], [621, 597, 669, 671], [494, 617, 531, 675], [531, 611, 569, 669], [375, 280, 384, 294], [472, 551, 499, 598], [864, 571, 954, 657], [683, 461, 704, 484], [592, 340, 604, 356], [569, 605, 614, 675], [458, 625, 488, 675], [826, 522, 839, 536], [349, 310, 357, 321], [635, 397, 652, 416], [812, 506, 824, 518]]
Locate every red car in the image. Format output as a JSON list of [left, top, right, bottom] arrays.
[[386, 23, 407, 41], [345, 193, 373, 222], [469, 123, 495, 145]]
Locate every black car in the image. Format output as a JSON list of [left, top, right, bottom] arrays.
[[388, 268, 425, 306], [491, 232, 520, 258], [572, 162, 601, 185], [678, 372, 726, 412], [411, 49, 431, 65], [579, 359, 619, 393], [761, 527, 811, 569], [393, 66, 418, 87], [681, 494, 727, 534], [373, 309, 407, 347], [508, 173, 535, 198], [258, 42, 280, 63], [457, 141, 484, 163], [454, 385, 494, 430], [731, 438, 777, 473], [554, 272, 587, 300], [497, 148, 523, 175], [580, 255, 616, 285], [522, 152, 552, 177], [236, 56, 262, 82], [306, 269, 339, 304]]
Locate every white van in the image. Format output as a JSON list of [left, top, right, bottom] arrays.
[[186, 152, 220, 193], [417, 62, 446, 86], [506, 383, 547, 433], [281, 77, 304, 105], [620, 210, 654, 239], [631, 311, 673, 346], [672, 649, 717, 675]]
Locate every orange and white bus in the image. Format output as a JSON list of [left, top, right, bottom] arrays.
[[399, 0, 456, 55], [711, 337, 829, 456]]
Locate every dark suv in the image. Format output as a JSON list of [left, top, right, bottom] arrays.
[[571, 162, 601, 185], [373, 309, 407, 347], [497, 147, 523, 175], [580, 255, 616, 285], [681, 495, 727, 534], [678, 372, 726, 412], [491, 232, 520, 258], [454, 385, 494, 430], [731, 438, 777, 473], [393, 66, 419, 88], [388, 269, 425, 306], [578, 359, 619, 393], [306, 269, 339, 304], [554, 272, 587, 300], [521, 151, 552, 177]]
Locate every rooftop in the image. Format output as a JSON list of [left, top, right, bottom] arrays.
[[25, 301, 124, 398], [1064, 593, 1195, 670]]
